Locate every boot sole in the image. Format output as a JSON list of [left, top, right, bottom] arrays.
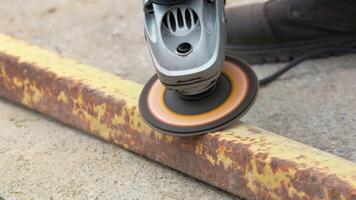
[[226, 34, 356, 64]]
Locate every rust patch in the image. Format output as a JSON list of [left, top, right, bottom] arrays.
[[270, 158, 297, 174], [255, 153, 268, 175]]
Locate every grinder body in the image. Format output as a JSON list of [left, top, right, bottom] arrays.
[[143, 0, 226, 96]]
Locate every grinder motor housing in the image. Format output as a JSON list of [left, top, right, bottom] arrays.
[[143, 0, 226, 96]]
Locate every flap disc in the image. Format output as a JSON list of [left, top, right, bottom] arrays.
[[139, 57, 259, 136]]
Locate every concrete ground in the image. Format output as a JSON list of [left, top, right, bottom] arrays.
[[0, 0, 355, 199]]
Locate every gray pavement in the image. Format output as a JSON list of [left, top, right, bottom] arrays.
[[0, 0, 355, 199]]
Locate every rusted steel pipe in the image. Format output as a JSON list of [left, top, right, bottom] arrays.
[[0, 34, 355, 200]]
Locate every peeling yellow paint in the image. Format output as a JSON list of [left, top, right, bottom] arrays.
[[112, 114, 126, 125], [30, 85, 43, 103], [12, 77, 23, 87], [20, 80, 43, 105], [70, 95, 113, 140], [206, 154, 216, 165], [165, 135, 174, 143], [246, 156, 307, 199], [216, 146, 233, 169], [93, 104, 107, 119], [196, 143, 204, 155], [57, 91, 68, 103], [155, 132, 164, 141]]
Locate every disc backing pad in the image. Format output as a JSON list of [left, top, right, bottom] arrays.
[[139, 57, 259, 136]]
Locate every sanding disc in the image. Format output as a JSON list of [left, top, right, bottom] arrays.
[[139, 57, 259, 136]]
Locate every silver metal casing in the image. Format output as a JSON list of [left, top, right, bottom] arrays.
[[144, 0, 226, 96]]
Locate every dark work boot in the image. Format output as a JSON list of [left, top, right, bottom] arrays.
[[225, 0, 356, 64]]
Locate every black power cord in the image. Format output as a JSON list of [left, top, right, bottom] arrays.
[[259, 48, 356, 86]]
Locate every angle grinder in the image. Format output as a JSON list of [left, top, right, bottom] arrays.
[[139, 0, 259, 136]]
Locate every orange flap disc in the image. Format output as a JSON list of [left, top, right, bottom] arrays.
[[139, 57, 259, 136]]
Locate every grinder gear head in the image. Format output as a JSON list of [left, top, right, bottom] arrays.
[[143, 0, 226, 95]]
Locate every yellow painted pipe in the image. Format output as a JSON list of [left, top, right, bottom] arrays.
[[0, 34, 355, 200]]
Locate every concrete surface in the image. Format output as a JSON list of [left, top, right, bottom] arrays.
[[0, 0, 355, 199]]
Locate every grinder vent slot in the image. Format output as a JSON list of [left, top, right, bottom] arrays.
[[162, 8, 199, 34]]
